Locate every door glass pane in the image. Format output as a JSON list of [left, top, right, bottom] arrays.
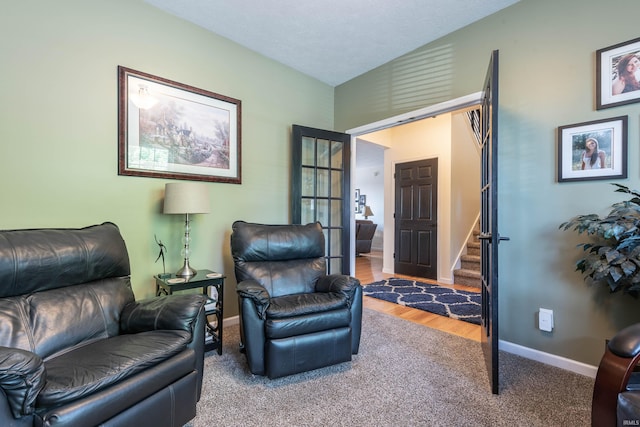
[[331, 200, 342, 226], [317, 199, 329, 226], [330, 229, 342, 256], [301, 198, 315, 224], [322, 229, 329, 255], [302, 137, 315, 166], [302, 167, 315, 197], [330, 257, 342, 273], [331, 170, 342, 198], [331, 141, 343, 168], [317, 139, 330, 168], [317, 169, 329, 197]]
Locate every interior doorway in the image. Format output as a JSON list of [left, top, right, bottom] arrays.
[[348, 93, 482, 283]]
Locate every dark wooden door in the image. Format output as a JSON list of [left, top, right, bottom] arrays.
[[394, 158, 438, 279], [479, 50, 508, 395], [291, 125, 351, 275]]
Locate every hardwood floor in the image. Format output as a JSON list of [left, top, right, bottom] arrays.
[[355, 251, 481, 342]]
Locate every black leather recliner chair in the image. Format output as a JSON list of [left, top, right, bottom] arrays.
[[0, 223, 206, 427], [230, 221, 363, 379]]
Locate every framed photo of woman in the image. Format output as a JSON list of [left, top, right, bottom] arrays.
[[597, 37, 640, 110], [557, 116, 627, 182]]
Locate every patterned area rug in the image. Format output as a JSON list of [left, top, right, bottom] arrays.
[[363, 278, 481, 325]]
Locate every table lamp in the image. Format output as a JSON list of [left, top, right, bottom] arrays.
[[363, 205, 374, 220], [163, 182, 210, 277]]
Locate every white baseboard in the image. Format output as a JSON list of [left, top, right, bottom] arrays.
[[499, 339, 598, 378]]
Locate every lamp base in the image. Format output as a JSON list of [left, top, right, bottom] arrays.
[[176, 259, 197, 278]]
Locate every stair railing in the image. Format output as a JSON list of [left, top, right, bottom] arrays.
[[466, 108, 481, 147]]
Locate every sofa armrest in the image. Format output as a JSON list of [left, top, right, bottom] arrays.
[[0, 347, 45, 419], [120, 294, 206, 336], [236, 280, 270, 319], [316, 274, 361, 304]]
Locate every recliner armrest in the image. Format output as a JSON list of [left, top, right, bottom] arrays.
[[609, 323, 640, 358], [237, 280, 270, 319], [0, 346, 45, 418], [316, 274, 361, 304], [120, 294, 206, 336]]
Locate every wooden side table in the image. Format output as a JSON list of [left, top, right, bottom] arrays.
[[154, 269, 225, 355]]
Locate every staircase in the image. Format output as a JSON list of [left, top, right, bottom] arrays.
[[453, 226, 481, 289]]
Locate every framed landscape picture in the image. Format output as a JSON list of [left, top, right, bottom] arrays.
[[118, 66, 242, 183], [596, 37, 640, 110], [557, 116, 627, 182]]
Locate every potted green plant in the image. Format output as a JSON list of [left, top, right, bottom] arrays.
[[560, 184, 640, 296]]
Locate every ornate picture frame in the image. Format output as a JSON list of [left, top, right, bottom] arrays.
[[118, 66, 242, 183]]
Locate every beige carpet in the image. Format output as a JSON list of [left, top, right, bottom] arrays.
[[191, 309, 593, 426]]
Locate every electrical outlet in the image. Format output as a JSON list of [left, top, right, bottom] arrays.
[[539, 308, 554, 332]]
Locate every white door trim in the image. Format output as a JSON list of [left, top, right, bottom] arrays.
[[347, 92, 482, 276]]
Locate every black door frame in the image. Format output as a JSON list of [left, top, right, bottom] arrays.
[[292, 125, 352, 275]]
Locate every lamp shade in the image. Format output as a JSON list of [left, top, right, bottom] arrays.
[[363, 205, 374, 218], [163, 183, 211, 214]]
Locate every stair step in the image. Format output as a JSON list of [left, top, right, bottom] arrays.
[[461, 254, 481, 270], [453, 268, 481, 288], [466, 241, 480, 256]]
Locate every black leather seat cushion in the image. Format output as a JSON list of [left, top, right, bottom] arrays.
[[37, 330, 191, 407], [265, 292, 350, 339]]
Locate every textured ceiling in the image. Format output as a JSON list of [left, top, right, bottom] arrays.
[[145, 0, 520, 86]]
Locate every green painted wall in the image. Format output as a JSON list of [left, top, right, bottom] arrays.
[[0, 0, 334, 317], [336, 0, 640, 366]]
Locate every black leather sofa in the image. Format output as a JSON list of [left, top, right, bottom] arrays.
[[230, 221, 363, 379], [0, 222, 206, 427]]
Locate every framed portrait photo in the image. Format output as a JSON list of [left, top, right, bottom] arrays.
[[557, 116, 627, 182], [118, 66, 242, 183], [596, 37, 640, 110]]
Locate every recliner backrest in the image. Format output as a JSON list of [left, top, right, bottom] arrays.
[[0, 277, 134, 359], [0, 222, 130, 298], [230, 221, 326, 297], [0, 222, 135, 359]]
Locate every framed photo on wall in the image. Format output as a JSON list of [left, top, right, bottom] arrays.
[[596, 37, 640, 110], [118, 66, 242, 183], [557, 116, 627, 182]]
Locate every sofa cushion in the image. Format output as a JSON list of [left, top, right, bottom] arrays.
[[37, 330, 190, 407]]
